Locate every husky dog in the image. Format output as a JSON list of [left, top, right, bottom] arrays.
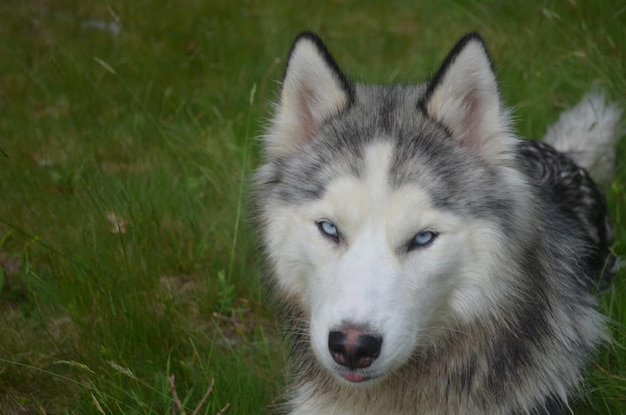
[[252, 32, 623, 414]]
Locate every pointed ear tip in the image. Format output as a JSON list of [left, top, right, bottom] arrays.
[[291, 31, 326, 54], [457, 32, 489, 53], [463, 32, 486, 43], [287, 31, 327, 66], [294, 31, 323, 44]]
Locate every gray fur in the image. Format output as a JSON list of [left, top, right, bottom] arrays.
[[252, 32, 622, 415]]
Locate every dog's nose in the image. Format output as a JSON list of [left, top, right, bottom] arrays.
[[328, 329, 382, 369]]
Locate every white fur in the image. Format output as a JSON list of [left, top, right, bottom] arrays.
[[543, 90, 623, 185], [268, 142, 524, 390]]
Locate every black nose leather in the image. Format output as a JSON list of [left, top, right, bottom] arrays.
[[328, 329, 382, 369]]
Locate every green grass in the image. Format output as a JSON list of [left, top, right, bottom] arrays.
[[0, 0, 624, 413]]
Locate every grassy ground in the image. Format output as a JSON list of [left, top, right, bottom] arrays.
[[0, 0, 624, 413]]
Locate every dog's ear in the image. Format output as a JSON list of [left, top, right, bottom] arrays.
[[264, 32, 353, 159], [421, 33, 515, 163]]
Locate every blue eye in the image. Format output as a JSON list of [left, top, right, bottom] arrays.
[[410, 230, 437, 249], [317, 220, 339, 239]]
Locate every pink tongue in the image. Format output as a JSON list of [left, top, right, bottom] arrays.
[[342, 372, 366, 382]]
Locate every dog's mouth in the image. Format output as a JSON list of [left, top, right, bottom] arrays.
[[341, 371, 367, 382], [336, 368, 381, 384]]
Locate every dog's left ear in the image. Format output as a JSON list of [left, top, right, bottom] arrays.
[[422, 33, 515, 163]]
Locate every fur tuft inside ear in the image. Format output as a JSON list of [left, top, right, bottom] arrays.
[[264, 32, 353, 159], [421, 33, 515, 164]]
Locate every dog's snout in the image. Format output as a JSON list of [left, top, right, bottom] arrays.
[[328, 329, 382, 369]]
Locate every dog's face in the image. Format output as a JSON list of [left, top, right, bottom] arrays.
[[261, 139, 516, 383], [254, 33, 529, 384]]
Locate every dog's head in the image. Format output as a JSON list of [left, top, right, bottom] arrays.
[[254, 32, 531, 384]]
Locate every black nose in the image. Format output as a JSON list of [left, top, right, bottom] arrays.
[[328, 329, 382, 369]]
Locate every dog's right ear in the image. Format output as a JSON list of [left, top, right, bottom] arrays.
[[263, 32, 353, 159]]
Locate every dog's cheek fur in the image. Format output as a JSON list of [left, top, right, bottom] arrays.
[[446, 222, 521, 322], [261, 204, 316, 311]]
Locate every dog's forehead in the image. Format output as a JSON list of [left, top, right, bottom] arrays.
[[270, 83, 516, 226], [272, 85, 436, 200], [358, 141, 394, 200], [321, 141, 434, 219]]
